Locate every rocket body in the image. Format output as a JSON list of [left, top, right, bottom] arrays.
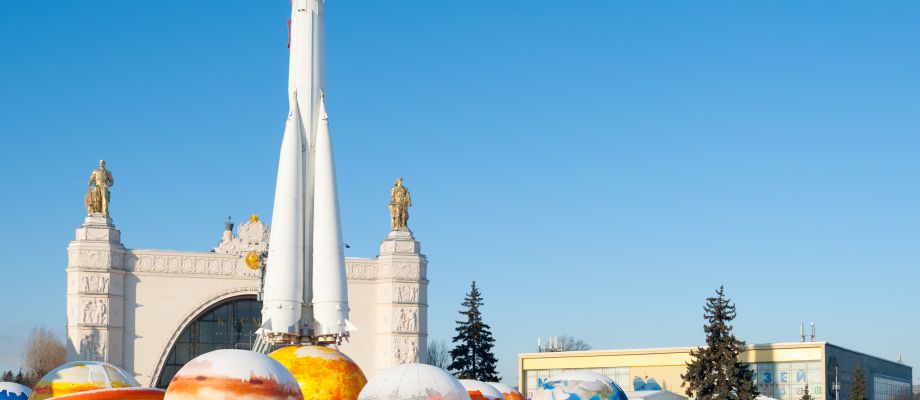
[[261, 0, 351, 344]]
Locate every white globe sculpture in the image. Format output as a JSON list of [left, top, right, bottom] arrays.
[[459, 380, 505, 400], [357, 363, 470, 400], [485, 382, 524, 400]]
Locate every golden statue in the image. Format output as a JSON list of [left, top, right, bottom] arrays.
[[389, 177, 412, 230], [85, 160, 114, 215]]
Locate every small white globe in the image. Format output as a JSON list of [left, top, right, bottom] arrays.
[[459, 380, 505, 400], [0, 382, 31, 399], [485, 382, 524, 400], [358, 363, 470, 400]]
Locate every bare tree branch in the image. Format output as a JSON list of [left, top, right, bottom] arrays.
[[426, 339, 451, 369], [23, 327, 66, 386], [556, 335, 592, 351]]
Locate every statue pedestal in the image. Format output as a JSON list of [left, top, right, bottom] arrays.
[[371, 228, 428, 372], [380, 229, 421, 255], [75, 213, 120, 243], [66, 214, 126, 368]]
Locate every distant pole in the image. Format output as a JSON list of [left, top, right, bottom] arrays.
[[833, 365, 840, 400]]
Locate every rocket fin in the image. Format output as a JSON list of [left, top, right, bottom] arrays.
[[256, 316, 272, 335], [344, 319, 358, 332]]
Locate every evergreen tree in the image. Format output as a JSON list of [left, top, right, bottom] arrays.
[[1, 370, 12, 382], [449, 281, 500, 381], [801, 384, 814, 400], [682, 286, 758, 400], [849, 362, 867, 400], [14, 369, 24, 385]]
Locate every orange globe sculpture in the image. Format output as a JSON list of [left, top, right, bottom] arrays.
[[269, 346, 367, 400]]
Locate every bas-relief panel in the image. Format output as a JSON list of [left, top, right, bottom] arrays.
[[68, 249, 118, 269], [346, 263, 378, 280], [393, 263, 420, 280], [124, 252, 253, 277], [79, 330, 106, 362], [393, 336, 420, 365], [394, 284, 419, 303], [345, 261, 426, 281], [81, 274, 110, 293], [80, 298, 109, 326], [373, 263, 421, 280], [394, 307, 419, 333]]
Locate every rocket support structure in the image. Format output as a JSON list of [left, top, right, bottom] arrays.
[[259, 0, 351, 346]]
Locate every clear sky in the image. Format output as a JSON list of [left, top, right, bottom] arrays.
[[1, 0, 919, 385]]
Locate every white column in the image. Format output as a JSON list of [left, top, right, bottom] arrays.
[[66, 214, 126, 368], [374, 229, 428, 374]]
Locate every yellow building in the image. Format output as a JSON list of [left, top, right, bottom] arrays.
[[519, 342, 912, 400]]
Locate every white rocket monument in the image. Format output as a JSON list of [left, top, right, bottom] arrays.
[[259, 0, 353, 346]]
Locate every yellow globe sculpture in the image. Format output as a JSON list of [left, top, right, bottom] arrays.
[[29, 361, 165, 400], [269, 345, 367, 400]]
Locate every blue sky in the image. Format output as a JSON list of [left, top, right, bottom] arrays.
[[1, 0, 919, 385]]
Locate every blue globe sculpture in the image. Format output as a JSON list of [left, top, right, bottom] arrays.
[[530, 371, 628, 400]]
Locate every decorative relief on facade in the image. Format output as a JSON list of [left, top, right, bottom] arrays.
[[395, 308, 419, 333], [213, 220, 270, 256], [80, 330, 106, 362], [124, 253, 247, 276], [393, 263, 419, 280], [82, 275, 109, 293], [393, 336, 419, 365], [68, 250, 114, 269], [81, 298, 108, 325], [395, 285, 419, 303], [346, 263, 378, 280]]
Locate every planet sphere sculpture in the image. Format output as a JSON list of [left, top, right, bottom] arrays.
[[163, 349, 303, 400], [42, 388, 165, 400], [0, 382, 31, 400], [357, 363, 470, 400], [269, 345, 367, 400], [529, 371, 628, 400], [29, 361, 164, 400], [459, 380, 505, 400], [485, 382, 524, 400]]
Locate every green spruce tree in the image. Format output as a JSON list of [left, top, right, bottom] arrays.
[[1, 370, 12, 382], [801, 384, 814, 400], [849, 362, 867, 400], [682, 286, 758, 400], [449, 281, 500, 381]]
